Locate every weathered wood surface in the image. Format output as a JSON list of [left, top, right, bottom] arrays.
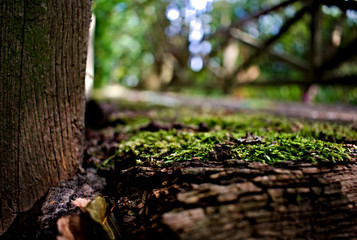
[[0, 0, 91, 235], [115, 159, 357, 239]]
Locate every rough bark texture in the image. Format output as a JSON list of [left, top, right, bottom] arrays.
[[0, 0, 91, 235], [114, 159, 357, 239]]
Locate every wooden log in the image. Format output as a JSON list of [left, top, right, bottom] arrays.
[[112, 159, 357, 239]]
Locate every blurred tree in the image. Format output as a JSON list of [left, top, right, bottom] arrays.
[[94, 0, 164, 89]]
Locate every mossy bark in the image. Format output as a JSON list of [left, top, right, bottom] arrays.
[[0, 0, 91, 235]]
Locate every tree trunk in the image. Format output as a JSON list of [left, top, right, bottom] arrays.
[[0, 0, 91, 235]]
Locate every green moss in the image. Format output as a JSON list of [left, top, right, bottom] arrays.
[[104, 107, 356, 168]]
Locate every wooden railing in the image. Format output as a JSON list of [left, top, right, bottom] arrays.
[[205, 0, 357, 95]]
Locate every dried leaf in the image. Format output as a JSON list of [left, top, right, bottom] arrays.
[[86, 195, 122, 240], [235, 131, 262, 144], [71, 198, 91, 213], [56, 215, 86, 240], [57, 216, 74, 240]]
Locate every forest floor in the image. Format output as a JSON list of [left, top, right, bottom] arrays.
[[37, 93, 357, 240]]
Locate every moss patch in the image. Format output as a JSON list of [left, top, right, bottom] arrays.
[[103, 105, 357, 167]]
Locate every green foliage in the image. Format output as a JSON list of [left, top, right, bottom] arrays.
[[234, 85, 357, 105], [93, 0, 164, 88], [93, 0, 357, 104]]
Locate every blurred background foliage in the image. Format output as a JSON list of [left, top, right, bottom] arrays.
[[92, 0, 357, 104]]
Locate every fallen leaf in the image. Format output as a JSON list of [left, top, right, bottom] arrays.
[[235, 131, 262, 144], [56, 215, 87, 240], [86, 195, 122, 240], [72, 198, 91, 213], [57, 216, 74, 240]]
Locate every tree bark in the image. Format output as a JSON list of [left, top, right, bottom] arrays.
[[114, 159, 357, 239], [0, 0, 91, 235]]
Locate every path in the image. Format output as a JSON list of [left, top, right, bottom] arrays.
[[92, 85, 357, 122]]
